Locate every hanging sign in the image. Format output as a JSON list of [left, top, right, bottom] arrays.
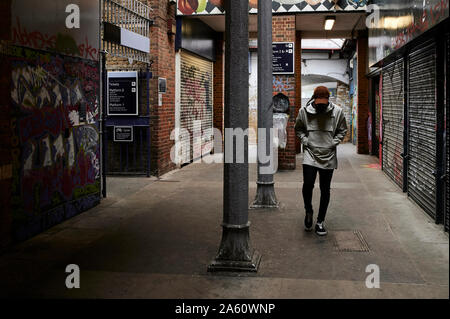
[[273, 42, 295, 74]]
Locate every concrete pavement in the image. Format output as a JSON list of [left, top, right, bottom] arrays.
[[0, 144, 448, 299]]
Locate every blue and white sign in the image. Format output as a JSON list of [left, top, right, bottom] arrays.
[[273, 42, 295, 75]]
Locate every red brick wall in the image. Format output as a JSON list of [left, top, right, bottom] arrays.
[[0, 0, 12, 249], [336, 81, 352, 143], [273, 15, 297, 170], [149, 0, 176, 176], [357, 33, 369, 154], [213, 35, 224, 140]]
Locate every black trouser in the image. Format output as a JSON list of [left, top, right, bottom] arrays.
[[302, 164, 334, 223]]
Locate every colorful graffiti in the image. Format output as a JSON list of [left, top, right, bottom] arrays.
[[177, 0, 367, 15], [11, 0, 99, 61], [273, 76, 295, 93], [369, 0, 449, 66], [351, 89, 357, 145], [180, 58, 213, 159], [9, 46, 100, 240], [181, 64, 212, 120], [12, 17, 99, 61]]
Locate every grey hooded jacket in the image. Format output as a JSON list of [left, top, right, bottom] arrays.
[[294, 101, 348, 170]]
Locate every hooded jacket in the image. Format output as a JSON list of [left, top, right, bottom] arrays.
[[294, 101, 348, 170]]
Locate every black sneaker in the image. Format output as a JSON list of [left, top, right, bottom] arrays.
[[304, 212, 313, 231], [315, 222, 327, 236]]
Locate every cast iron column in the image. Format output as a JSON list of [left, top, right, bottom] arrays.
[[251, 0, 279, 208], [208, 0, 261, 272]]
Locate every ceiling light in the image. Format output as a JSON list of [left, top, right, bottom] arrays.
[[324, 16, 336, 31]]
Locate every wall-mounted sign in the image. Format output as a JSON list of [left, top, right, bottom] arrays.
[[113, 126, 134, 142], [103, 22, 150, 53], [273, 42, 295, 75], [107, 71, 138, 116], [158, 78, 167, 93]]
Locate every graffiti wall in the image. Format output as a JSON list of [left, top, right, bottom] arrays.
[[368, 0, 449, 66], [249, 52, 258, 145], [11, 0, 99, 61], [351, 91, 357, 145], [8, 45, 100, 241], [177, 0, 368, 15], [179, 51, 214, 162], [349, 55, 357, 145]]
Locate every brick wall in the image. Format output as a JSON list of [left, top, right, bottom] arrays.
[[357, 34, 369, 154], [336, 81, 352, 143], [149, 0, 176, 176], [105, 1, 177, 177], [273, 15, 297, 170], [0, 0, 12, 249]]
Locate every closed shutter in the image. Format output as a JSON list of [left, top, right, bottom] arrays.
[[408, 41, 437, 219], [180, 51, 214, 163], [446, 34, 449, 232], [382, 59, 404, 189]]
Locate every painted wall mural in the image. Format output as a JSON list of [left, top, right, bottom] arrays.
[[177, 0, 368, 15], [9, 45, 100, 241]]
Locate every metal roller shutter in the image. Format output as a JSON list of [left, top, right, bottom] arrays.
[[180, 51, 214, 163], [382, 59, 404, 189], [445, 34, 449, 232], [407, 41, 437, 219]]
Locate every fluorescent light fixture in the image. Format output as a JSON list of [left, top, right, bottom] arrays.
[[383, 16, 414, 30], [324, 16, 336, 31]]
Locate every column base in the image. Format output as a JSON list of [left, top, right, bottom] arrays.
[[250, 182, 279, 209], [208, 224, 261, 272]]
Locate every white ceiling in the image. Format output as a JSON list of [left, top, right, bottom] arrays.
[[296, 12, 366, 38], [194, 12, 367, 39], [302, 38, 345, 50]]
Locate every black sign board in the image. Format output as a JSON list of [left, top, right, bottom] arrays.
[[113, 126, 133, 142], [273, 42, 295, 74], [107, 71, 138, 116], [158, 78, 167, 93]]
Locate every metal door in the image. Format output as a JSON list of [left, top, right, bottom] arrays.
[[382, 59, 404, 189], [180, 51, 214, 164], [407, 41, 437, 219]]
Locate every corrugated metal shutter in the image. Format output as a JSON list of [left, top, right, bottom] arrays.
[[382, 59, 404, 189], [445, 34, 449, 232], [180, 50, 214, 163], [407, 41, 437, 219], [375, 83, 381, 142]]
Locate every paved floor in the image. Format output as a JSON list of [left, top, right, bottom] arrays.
[[0, 144, 448, 298]]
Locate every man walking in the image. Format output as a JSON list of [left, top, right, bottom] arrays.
[[294, 86, 348, 236]]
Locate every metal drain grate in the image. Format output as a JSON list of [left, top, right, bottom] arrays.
[[333, 230, 370, 252]]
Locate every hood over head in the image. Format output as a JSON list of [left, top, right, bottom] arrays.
[[305, 100, 335, 115]]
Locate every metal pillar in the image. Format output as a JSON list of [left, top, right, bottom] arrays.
[[251, 0, 279, 209], [208, 0, 261, 272], [101, 51, 107, 198]]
